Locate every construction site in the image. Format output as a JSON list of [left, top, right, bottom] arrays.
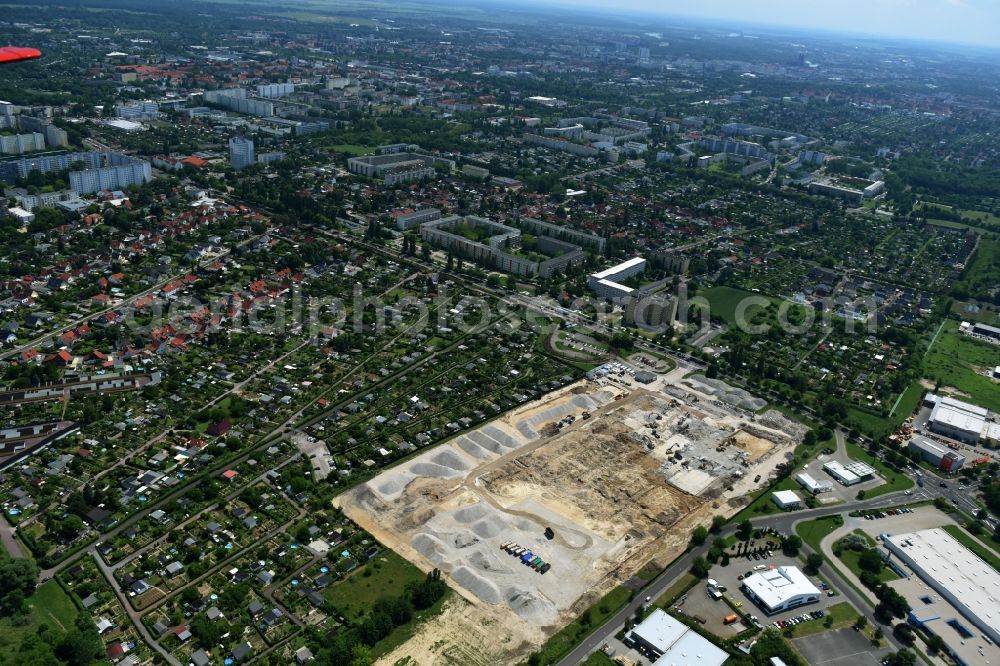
[[337, 364, 805, 664]]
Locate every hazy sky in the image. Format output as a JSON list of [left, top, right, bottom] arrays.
[[536, 0, 1000, 48]]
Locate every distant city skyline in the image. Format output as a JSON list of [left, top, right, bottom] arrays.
[[528, 0, 1000, 48]]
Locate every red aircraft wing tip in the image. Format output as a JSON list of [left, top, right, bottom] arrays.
[[0, 47, 42, 64]]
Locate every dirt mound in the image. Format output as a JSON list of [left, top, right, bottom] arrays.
[[452, 565, 503, 604]]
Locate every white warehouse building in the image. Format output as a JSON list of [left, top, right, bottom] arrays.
[[927, 395, 988, 444], [742, 566, 820, 613], [885, 528, 1000, 646], [771, 490, 802, 509], [822, 460, 876, 486], [795, 472, 832, 494], [625, 609, 729, 666]]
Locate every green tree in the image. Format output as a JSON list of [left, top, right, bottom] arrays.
[[886, 650, 917, 666], [782, 535, 802, 555], [55, 613, 103, 666], [0, 557, 38, 616], [691, 525, 709, 546], [805, 553, 824, 572], [710, 515, 726, 533], [690, 556, 710, 578]]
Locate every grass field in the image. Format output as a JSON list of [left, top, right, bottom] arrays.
[[700, 286, 773, 326], [327, 143, 373, 156], [917, 202, 1000, 232], [838, 548, 898, 583], [941, 525, 1000, 571], [526, 586, 632, 665], [796, 515, 844, 553], [324, 550, 428, 620], [787, 601, 860, 637], [922, 319, 1000, 412], [950, 300, 1000, 325], [888, 381, 924, 420], [655, 573, 698, 607], [0, 580, 78, 661]]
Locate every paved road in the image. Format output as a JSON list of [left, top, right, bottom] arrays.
[[0, 512, 25, 558]]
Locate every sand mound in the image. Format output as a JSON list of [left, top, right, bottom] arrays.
[[454, 533, 480, 549], [481, 425, 519, 448], [410, 462, 461, 478], [469, 430, 507, 454], [456, 437, 493, 459], [376, 475, 410, 498], [471, 517, 506, 539], [468, 550, 514, 574], [454, 503, 491, 524], [432, 449, 471, 471], [452, 566, 503, 604], [412, 532, 450, 565], [505, 587, 557, 623]]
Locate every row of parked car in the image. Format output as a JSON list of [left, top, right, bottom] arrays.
[[772, 609, 825, 628], [863, 507, 914, 520]]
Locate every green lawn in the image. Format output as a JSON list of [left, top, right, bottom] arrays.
[[787, 601, 860, 637], [941, 525, 1000, 571], [843, 407, 894, 440], [837, 541, 899, 584], [701, 286, 772, 326], [796, 515, 844, 553], [888, 381, 924, 421], [0, 580, 78, 661], [922, 319, 1000, 412], [524, 586, 632, 666], [324, 550, 428, 621]]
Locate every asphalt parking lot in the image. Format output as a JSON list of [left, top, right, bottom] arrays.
[[673, 582, 748, 638], [706, 553, 839, 623], [793, 628, 891, 665]]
